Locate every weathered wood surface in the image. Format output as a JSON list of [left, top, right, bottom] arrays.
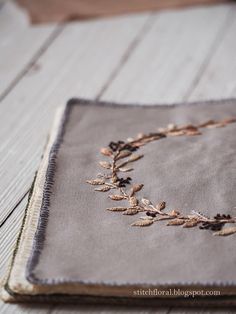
[[0, 4, 150, 225], [189, 8, 236, 101], [0, 1, 235, 313], [0, 1, 59, 100], [102, 4, 234, 103]]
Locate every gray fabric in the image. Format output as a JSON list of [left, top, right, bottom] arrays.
[[30, 99, 236, 287]]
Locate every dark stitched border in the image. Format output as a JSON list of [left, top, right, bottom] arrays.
[[25, 98, 236, 289]]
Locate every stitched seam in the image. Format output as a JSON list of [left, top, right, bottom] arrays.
[[26, 97, 236, 287]]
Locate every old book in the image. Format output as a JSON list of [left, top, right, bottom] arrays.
[[2, 98, 236, 306]]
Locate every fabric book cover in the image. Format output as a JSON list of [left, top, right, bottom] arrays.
[[2, 98, 236, 306]]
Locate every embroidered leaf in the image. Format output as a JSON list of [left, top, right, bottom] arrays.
[[168, 130, 185, 136], [108, 195, 126, 201], [167, 123, 177, 131], [182, 125, 199, 132], [123, 208, 139, 215], [111, 174, 118, 183], [129, 196, 138, 207], [158, 127, 167, 133], [131, 219, 153, 227], [206, 123, 226, 129], [99, 161, 112, 169], [131, 184, 144, 193], [116, 151, 132, 160], [199, 120, 215, 128], [86, 179, 105, 185], [155, 201, 166, 211], [140, 216, 153, 220], [141, 198, 152, 206], [137, 133, 145, 139], [128, 154, 144, 162], [107, 207, 128, 212], [95, 186, 111, 192], [142, 136, 158, 143], [132, 141, 145, 148], [117, 154, 143, 169], [222, 117, 236, 124], [213, 227, 236, 236], [100, 147, 113, 156], [167, 219, 185, 226], [118, 167, 134, 172], [186, 130, 201, 136], [187, 214, 197, 219], [183, 219, 198, 228], [169, 210, 180, 217], [127, 137, 134, 142]]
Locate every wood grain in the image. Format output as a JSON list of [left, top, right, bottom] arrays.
[[0, 301, 54, 313], [0, 196, 26, 280], [101, 5, 232, 103], [0, 1, 58, 99], [188, 5, 236, 101], [0, 11, 150, 225], [0, 2, 235, 313]]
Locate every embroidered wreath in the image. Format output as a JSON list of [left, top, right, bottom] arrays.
[[87, 118, 236, 236]]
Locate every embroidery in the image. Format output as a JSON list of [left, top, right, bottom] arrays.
[[87, 118, 236, 236]]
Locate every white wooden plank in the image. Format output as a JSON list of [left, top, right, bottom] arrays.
[[0, 197, 26, 281], [188, 5, 236, 101], [0, 1, 57, 98], [0, 4, 233, 312], [0, 302, 54, 314], [101, 5, 231, 104], [0, 12, 151, 224]]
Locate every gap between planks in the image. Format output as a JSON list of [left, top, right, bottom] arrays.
[[184, 7, 236, 101], [0, 11, 151, 225], [0, 4, 235, 312], [0, 1, 59, 99], [96, 13, 154, 100], [0, 25, 64, 102], [0, 9, 164, 312], [101, 4, 234, 103], [188, 5, 236, 101], [1, 5, 234, 226]]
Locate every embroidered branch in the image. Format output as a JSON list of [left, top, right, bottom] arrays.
[[87, 117, 236, 236]]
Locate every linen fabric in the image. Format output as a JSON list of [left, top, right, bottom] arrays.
[[2, 98, 236, 305]]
